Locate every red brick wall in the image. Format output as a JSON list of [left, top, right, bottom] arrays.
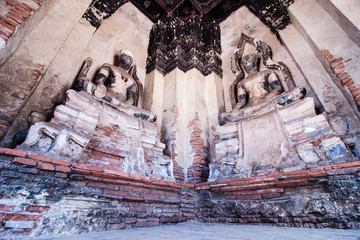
[[321, 49, 359, 110], [186, 113, 209, 184], [0, 147, 195, 237], [196, 161, 360, 228], [0, 0, 45, 43], [1, 146, 359, 237]]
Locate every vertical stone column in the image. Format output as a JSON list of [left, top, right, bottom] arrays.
[[144, 16, 224, 183]]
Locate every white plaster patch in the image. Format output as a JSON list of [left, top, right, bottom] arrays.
[[5, 221, 35, 229], [0, 38, 6, 50]]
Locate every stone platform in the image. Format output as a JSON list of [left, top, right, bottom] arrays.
[[30, 222, 360, 240]]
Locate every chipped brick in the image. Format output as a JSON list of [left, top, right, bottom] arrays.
[[13, 157, 36, 166]]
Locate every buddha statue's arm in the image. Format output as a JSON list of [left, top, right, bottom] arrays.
[[92, 64, 114, 99], [95, 64, 113, 84], [267, 72, 283, 98]]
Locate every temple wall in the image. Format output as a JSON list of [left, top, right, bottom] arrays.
[[279, 0, 360, 149], [0, 0, 359, 237], [145, 68, 224, 183], [0, 0, 93, 146], [0, 0, 48, 65]]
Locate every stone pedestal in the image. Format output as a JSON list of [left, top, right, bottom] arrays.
[[209, 97, 353, 181], [20, 89, 173, 180]]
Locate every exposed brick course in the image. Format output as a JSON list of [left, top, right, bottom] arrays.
[[321, 49, 360, 110], [0, 147, 27, 158], [186, 113, 209, 184], [1, 147, 195, 237], [2, 148, 360, 237], [0, 0, 45, 44], [13, 157, 36, 166]]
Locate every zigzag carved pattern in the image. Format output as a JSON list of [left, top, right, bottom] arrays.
[[146, 16, 222, 77]]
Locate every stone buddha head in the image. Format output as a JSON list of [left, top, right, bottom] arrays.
[[117, 50, 134, 71], [241, 53, 259, 75]]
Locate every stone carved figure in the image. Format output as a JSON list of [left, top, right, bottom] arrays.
[[76, 50, 156, 122], [219, 33, 306, 126]]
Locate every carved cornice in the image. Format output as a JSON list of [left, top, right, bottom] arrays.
[[146, 16, 222, 77], [83, 0, 295, 33], [244, 0, 294, 33], [83, 0, 128, 28]]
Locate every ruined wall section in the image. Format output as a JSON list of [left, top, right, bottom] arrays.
[[0, 147, 195, 238], [1, 146, 359, 238], [0, 0, 46, 64], [0, 0, 47, 142], [0, 0, 94, 147], [280, 0, 360, 152], [196, 161, 360, 229], [186, 113, 210, 183]]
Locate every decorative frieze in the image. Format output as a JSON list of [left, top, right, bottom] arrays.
[[146, 16, 222, 77], [82, 0, 127, 28]]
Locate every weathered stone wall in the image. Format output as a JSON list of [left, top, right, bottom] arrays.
[[1, 146, 359, 238], [280, 0, 360, 146], [0, 0, 94, 147], [0, 0, 46, 63], [0, 147, 195, 238], [145, 68, 224, 183], [196, 161, 360, 229]]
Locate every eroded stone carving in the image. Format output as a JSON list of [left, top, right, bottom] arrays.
[[209, 34, 353, 182], [219, 34, 306, 125], [19, 51, 173, 180], [76, 50, 156, 122]]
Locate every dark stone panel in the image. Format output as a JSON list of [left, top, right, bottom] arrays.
[[155, 0, 185, 12], [146, 16, 222, 76], [173, 1, 200, 21], [130, 0, 167, 23], [207, 0, 243, 23], [190, 0, 222, 14], [244, 0, 294, 33], [82, 0, 128, 28]]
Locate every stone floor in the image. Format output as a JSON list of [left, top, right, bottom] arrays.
[[30, 222, 360, 240]]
